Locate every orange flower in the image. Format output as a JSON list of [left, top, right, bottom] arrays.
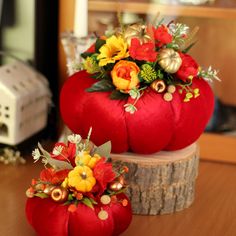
[[122, 199, 128, 207], [76, 193, 83, 200], [68, 204, 77, 212], [111, 60, 140, 91]]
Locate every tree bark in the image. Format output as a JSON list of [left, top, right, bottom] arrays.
[[111, 143, 199, 215]]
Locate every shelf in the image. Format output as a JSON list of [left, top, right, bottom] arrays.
[[199, 133, 236, 165], [88, 0, 236, 20]]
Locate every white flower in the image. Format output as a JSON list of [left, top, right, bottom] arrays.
[[32, 148, 41, 163], [198, 66, 220, 82], [52, 145, 64, 156], [169, 23, 189, 37], [68, 134, 82, 144], [129, 89, 140, 100], [124, 104, 137, 114], [77, 150, 84, 158]]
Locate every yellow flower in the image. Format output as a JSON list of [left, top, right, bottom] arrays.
[[97, 35, 129, 66], [75, 151, 101, 169], [68, 166, 96, 193], [88, 154, 101, 169], [111, 60, 140, 91], [83, 56, 101, 74], [61, 177, 68, 188], [75, 151, 91, 166]]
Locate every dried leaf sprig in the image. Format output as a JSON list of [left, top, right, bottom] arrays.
[[0, 147, 25, 165]]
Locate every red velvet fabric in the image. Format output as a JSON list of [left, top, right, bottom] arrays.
[[60, 70, 214, 154], [25, 194, 132, 236]]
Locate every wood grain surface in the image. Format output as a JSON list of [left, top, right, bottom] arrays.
[[111, 144, 199, 215], [0, 157, 236, 236]]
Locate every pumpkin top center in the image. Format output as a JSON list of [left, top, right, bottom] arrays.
[[80, 172, 87, 180]]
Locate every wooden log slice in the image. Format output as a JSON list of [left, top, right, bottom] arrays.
[[111, 143, 199, 215]]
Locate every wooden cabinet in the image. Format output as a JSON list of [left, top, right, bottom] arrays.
[[88, 0, 236, 19], [58, 0, 236, 162]]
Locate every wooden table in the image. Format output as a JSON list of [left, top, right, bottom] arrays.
[[0, 158, 236, 236]]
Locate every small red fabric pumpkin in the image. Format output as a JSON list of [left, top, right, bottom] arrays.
[[25, 193, 132, 236], [60, 70, 214, 154]]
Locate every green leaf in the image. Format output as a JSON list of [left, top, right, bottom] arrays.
[[91, 73, 102, 79], [182, 41, 197, 53], [93, 141, 111, 159], [81, 52, 93, 59], [138, 73, 144, 82], [110, 90, 129, 100], [63, 200, 71, 206], [34, 192, 49, 199], [95, 38, 106, 53], [82, 197, 94, 209], [89, 198, 98, 205], [68, 194, 74, 201], [86, 79, 115, 92], [47, 158, 73, 170], [109, 188, 125, 196], [38, 142, 51, 159], [38, 142, 73, 170]]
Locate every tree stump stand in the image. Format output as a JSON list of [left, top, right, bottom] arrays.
[[111, 143, 199, 215]]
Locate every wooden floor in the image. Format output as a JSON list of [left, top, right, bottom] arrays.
[[0, 153, 236, 236]]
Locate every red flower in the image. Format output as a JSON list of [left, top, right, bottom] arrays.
[[175, 53, 199, 82], [129, 38, 157, 62], [86, 43, 95, 53], [40, 168, 70, 185], [93, 158, 116, 194], [153, 25, 172, 47], [51, 142, 76, 166]]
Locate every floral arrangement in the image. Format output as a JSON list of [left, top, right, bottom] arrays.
[[25, 130, 132, 228], [80, 20, 219, 114]]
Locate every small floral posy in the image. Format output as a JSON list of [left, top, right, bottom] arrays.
[[80, 18, 220, 114], [26, 129, 129, 220]]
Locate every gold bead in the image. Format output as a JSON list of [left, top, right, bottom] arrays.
[[34, 183, 45, 191], [109, 182, 123, 191], [26, 188, 34, 198], [100, 195, 111, 205], [51, 187, 68, 203], [43, 186, 55, 195], [118, 175, 125, 186], [163, 92, 173, 102], [98, 210, 109, 220], [167, 85, 176, 94], [150, 80, 166, 93]]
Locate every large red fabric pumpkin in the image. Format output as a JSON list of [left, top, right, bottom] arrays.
[[60, 70, 214, 154], [25, 193, 132, 236]]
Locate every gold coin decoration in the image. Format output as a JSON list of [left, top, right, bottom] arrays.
[[51, 187, 68, 203], [158, 48, 182, 73], [98, 210, 109, 220], [163, 92, 173, 102], [150, 80, 166, 93], [167, 85, 176, 94], [101, 195, 111, 205]]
